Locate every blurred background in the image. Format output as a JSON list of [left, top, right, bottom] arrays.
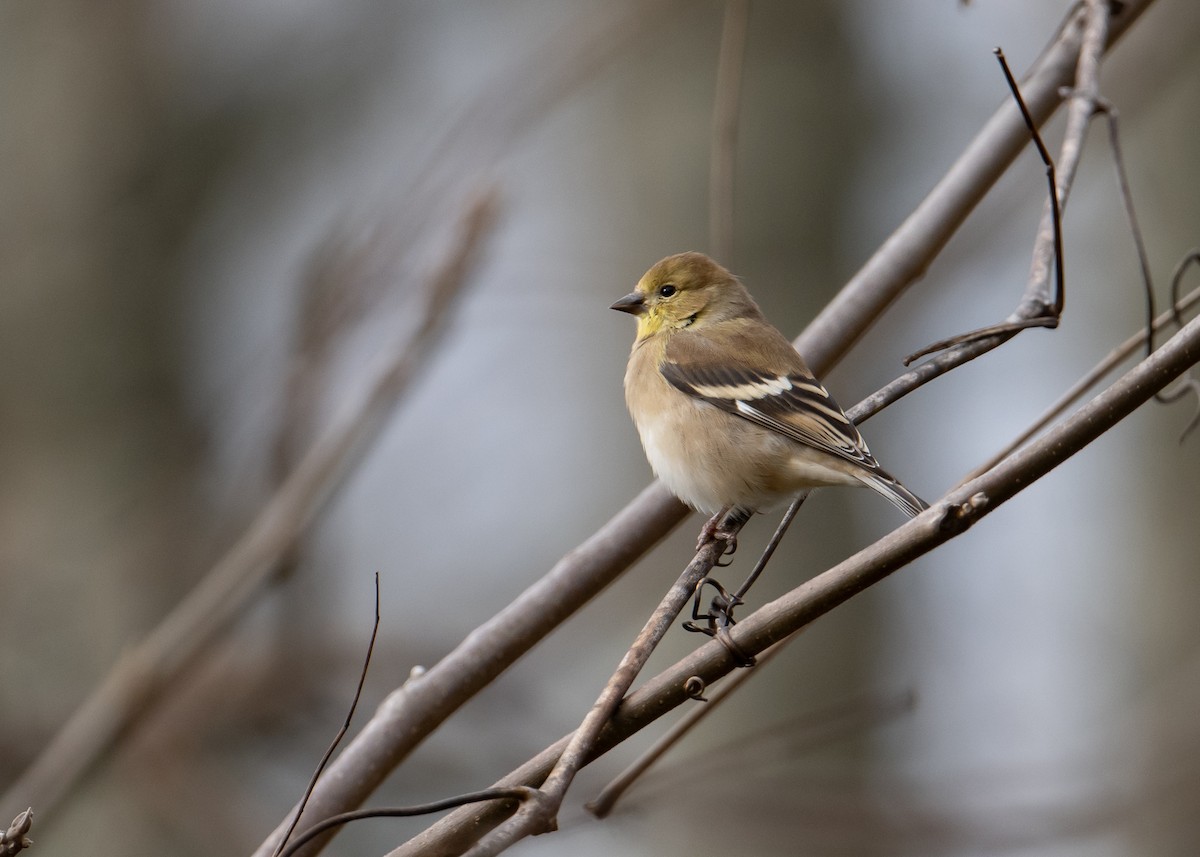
[[2, 1, 1199, 855]]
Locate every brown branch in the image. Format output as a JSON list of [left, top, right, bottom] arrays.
[[1024, 0, 1109, 311], [904, 0, 1113, 362], [959, 283, 1200, 485], [389, 307, 1200, 857], [0, 191, 499, 819], [709, 0, 750, 263], [585, 635, 793, 818], [0, 810, 32, 857], [460, 539, 730, 856]]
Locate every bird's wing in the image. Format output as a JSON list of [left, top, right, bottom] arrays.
[[661, 326, 879, 471]]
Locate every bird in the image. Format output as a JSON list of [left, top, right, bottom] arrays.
[[612, 251, 927, 546]]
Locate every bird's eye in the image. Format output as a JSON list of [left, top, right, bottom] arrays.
[[658, 284, 678, 298]]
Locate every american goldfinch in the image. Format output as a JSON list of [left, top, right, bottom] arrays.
[[612, 252, 927, 540]]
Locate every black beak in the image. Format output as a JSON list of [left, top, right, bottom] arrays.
[[610, 292, 646, 315]]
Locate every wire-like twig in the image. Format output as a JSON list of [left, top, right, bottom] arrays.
[[903, 45, 1067, 364], [1, 191, 498, 820], [390, 309, 1200, 857], [278, 789, 535, 857], [273, 574, 383, 857]]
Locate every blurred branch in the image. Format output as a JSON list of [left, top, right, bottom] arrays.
[[252, 5, 1157, 856], [0, 190, 498, 819], [390, 307, 1200, 857], [709, 0, 750, 262], [0, 809, 32, 856], [586, 635, 794, 818], [592, 684, 914, 816]]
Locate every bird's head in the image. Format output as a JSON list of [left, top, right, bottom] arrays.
[[611, 252, 756, 340]]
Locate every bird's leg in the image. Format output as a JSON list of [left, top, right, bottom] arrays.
[[695, 509, 728, 552], [695, 506, 750, 559]]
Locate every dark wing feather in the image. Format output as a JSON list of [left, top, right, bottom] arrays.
[[660, 324, 928, 518], [660, 359, 880, 471]]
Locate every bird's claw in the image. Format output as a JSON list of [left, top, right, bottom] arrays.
[[696, 509, 737, 550]]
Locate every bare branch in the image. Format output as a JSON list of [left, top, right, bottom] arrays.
[[585, 635, 791, 818], [709, 0, 750, 262], [0, 191, 498, 819], [460, 538, 729, 856], [1024, 0, 1109, 311], [0, 809, 32, 857], [959, 283, 1200, 485]]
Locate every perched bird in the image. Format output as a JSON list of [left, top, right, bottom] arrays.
[[612, 252, 927, 543]]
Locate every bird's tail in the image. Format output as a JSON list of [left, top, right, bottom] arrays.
[[859, 470, 928, 518]]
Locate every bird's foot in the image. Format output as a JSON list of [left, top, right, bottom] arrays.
[[696, 509, 738, 561]]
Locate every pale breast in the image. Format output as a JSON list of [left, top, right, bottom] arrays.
[[625, 339, 866, 513]]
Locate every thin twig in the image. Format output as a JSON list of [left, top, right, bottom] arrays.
[[273, 574, 383, 857], [709, 0, 750, 263], [0, 191, 499, 819], [796, 0, 1149, 373], [584, 636, 794, 818], [461, 539, 732, 857], [583, 493, 805, 816], [279, 789, 535, 857], [591, 685, 914, 816], [1089, 103, 1157, 359], [958, 283, 1200, 485], [1086, 99, 1200, 430], [1027, 0, 1109, 308], [0, 809, 32, 856], [733, 492, 805, 602], [1162, 252, 1200, 439], [584, 494, 813, 815], [902, 41, 1069, 365]]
